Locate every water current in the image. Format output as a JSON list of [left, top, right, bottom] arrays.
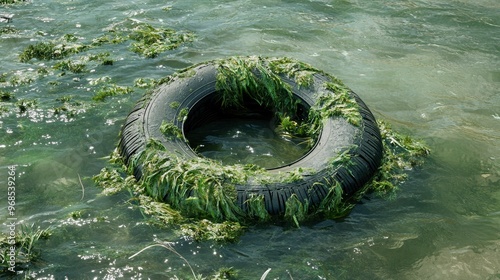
[[0, 0, 499, 279]]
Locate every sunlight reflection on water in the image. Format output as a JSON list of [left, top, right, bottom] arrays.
[[0, 0, 499, 278]]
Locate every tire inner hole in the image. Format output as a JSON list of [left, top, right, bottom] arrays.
[[183, 93, 312, 169]]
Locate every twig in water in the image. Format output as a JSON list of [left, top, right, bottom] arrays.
[[260, 268, 272, 280], [129, 242, 198, 279], [78, 173, 85, 201]]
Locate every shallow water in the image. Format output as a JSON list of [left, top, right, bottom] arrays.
[[186, 117, 310, 169], [1, 0, 499, 279]]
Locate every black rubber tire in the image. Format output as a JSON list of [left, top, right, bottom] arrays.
[[119, 59, 383, 215]]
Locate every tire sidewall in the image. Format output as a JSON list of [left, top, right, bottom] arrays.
[[143, 63, 361, 174], [124, 58, 383, 215]]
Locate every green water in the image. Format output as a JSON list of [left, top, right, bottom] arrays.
[[186, 117, 310, 169], [1, 0, 499, 279]]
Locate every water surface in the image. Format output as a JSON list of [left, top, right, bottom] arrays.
[[1, 0, 499, 279], [186, 117, 310, 169]]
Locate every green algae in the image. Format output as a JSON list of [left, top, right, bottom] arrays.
[[93, 56, 430, 240], [0, 224, 53, 272], [92, 84, 134, 101], [19, 36, 88, 63], [128, 23, 195, 58], [0, 0, 28, 4]]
